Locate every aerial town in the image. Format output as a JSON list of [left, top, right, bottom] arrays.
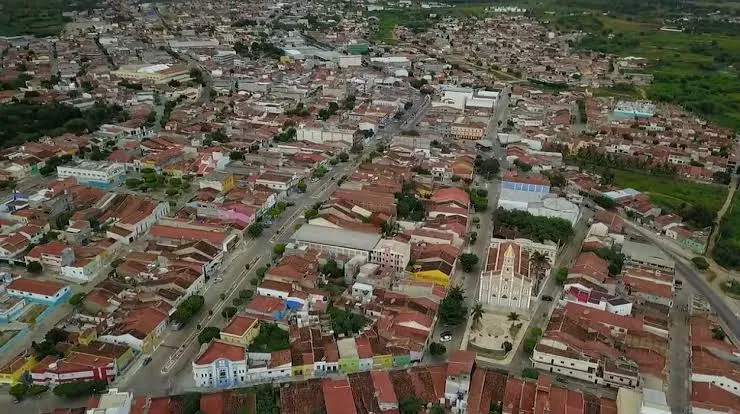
[[0, 0, 738, 413]]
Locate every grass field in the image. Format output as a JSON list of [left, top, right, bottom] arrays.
[[613, 169, 728, 213], [0, 330, 20, 347], [372, 5, 487, 44], [553, 13, 740, 130], [0, 0, 99, 37]]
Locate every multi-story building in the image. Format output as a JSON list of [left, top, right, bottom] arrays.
[[370, 239, 411, 273], [57, 162, 125, 189], [192, 340, 247, 388]]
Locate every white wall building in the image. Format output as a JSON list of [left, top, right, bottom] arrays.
[[57, 162, 125, 189]]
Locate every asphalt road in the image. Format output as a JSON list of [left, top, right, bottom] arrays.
[[624, 221, 740, 342]]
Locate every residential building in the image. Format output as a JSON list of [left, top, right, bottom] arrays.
[[445, 350, 476, 413], [6, 278, 70, 305], [192, 340, 247, 388], [57, 162, 126, 189], [370, 239, 411, 273]]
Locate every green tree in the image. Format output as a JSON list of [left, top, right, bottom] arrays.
[[400, 396, 424, 414], [692, 256, 710, 270], [522, 368, 539, 379], [197, 326, 221, 344], [248, 322, 290, 352], [221, 306, 237, 319], [248, 223, 263, 238], [459, 253, 479, 273], [27, 261, 42, 274], [304, 208, 319, 220], [471, 302, 484, 329], [68, 292, 86, 306], [339, 152, 349, 162], [439, 286, 467, 326], [554, 267, 568, 285], [273, 243, 286, 256], [429, 342, 447, 356], [9, 383, 28, 401], [712, 327, 726, 340]]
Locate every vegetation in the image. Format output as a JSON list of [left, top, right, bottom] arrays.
[[471, 302, 484, 330], [439, 285, 467, 326], [395, 191, 425, 221], [554, 267, 569, 285], [721, 279, 740, 298], [0, 0, 100, 37], [221, 306, 237, 319], [522, 368, 540, 380], [494, 208, 573, 243], [248, 223, 264, 238], [53, 380, 107, 398], [469, 188, 489, 212], [27, 261, 43, 274], [399, 396, 425, 414], [197, 326, 221, 345], [272, 243, 286, 256], [711, 327, 726, 341], [475, 156, 500, 179], [320, 259, 344, 279], [429, 342, 447, 356], [713, 192, 740, 269], [588, 246, 626, 276], [0, 101, 128, 148], [68, 292, 86, 306], [170, 295, 205, 326], [523, 327, 543, 355], [248, 322, 289, 352], [328, 308, 366, 336], [459, 253, 480, 273], [691, 256, 710, 270]]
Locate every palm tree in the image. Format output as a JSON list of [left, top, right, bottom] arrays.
[[381, 220, 400, 237], [507, 312, 520, 322], [471, 302, 484, 330], [530, 252, 551, 295]]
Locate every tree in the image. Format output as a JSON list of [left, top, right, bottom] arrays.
[[439, 285, 467, 326], [248, 322, 290, 352], [339, 152, 349, 162], [248, 223, 263, 238], [381, 220, 400, 237], [599, 169, 615, 186], [471, 302, 484, 329], [9, 383, 29, 401], [529, 252, 551, 294], [429, 404, 447, 414], [692, 256, 710, 270], [522, 368, 540, 379], [68, 292, 86, 306], [229, 151, 245, 161], [239, 289, 253, 300], [712, 327, 726, 340], [399, 396, 424, 414], [296, 180, 307, 193], [45, 328, 69, 344], [429, 342, 447, 356], [27, 261, 42, 274], [554, 267, 568, 285], [477, 157, 500, 179], [197, 326, 221, 344], [459, 253, 479, 273], [221, 306, 237, 319], [304, 208, 319, 220], [273, 243, 286, 256], [502, 341, 513, 353], [53, 380, 107, 398], [508, 312, 520, 322]]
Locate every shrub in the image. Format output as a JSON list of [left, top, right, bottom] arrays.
[[53, 380, 107, 398], [68, 292, 86, 306], [197, 326, 221, 344], [27, 261, 43, 274], [429, 342, 447, 356], [692, 256, 710, 270], [522, 368, 539, 379]]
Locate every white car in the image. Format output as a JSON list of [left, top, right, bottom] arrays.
[[440, 331, 453, 342]]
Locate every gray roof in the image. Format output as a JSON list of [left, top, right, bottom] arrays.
[[291, 224, 381, 251], [621, 240, 675, 268]]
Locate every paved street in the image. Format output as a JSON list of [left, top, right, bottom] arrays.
[[624, 220, 740, 341], [667, 278, 692, 411]]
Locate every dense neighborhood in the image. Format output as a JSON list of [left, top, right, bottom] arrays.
[[0, 0, 739, 414]]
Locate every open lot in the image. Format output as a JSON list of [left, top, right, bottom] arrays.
[[613, 169, 728, 213]]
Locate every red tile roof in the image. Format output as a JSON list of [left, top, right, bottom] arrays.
[[370, 370, 398, 406], [245, 295, 285, 314], [322, 378, 357, 414], [7, 278, 67, 296], [194, 341, 245, 365], [446, 350, 475, 377], [221, 314, 258, 337]]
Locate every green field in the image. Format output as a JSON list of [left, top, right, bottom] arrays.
[[714, 191, 740, 269], [533, 3, 740, 131], [0, 0, 99, 37], [613, 169, 728, 213], [371, 5, 487, 44]]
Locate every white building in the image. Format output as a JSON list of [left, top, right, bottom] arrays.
[[478, 241, 534, 311], [445, 351, 475, 413], [339, 55, 362, 68], [86, 388, 134, 414], [370, 239, 411, 273], [296, 122, 359, 146], [291, 224, 381, 261], [57, 162, 125, 189], [192, 340, 248, 388], [255, 172, 297, 192]]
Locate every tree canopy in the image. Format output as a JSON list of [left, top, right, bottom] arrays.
[[493, 208, 573, 243], [439, 286, 467, 326]]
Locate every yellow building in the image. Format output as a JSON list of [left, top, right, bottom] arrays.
[[372, 354, 393, 370], [411, 260, 453, 287], [199, 172, 235, 194], [77, 327, 98, 345], [0, 352, 37, 385], [219, 315, 260, 346]]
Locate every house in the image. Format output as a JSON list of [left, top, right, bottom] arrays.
[[199, 172, 235, 193], [244, 296, 287, 321], [445, 350, 476, 412], [256, 172, 297, 192], [6, 278, 70, 305], [370, 239, 411, 273], [56, 162, 126, 189], [370, 370, 399, 412], [98, 302, 170, 353], [192, 340, 247, 388], [25, 241, 75, 273], [31, 352, 117, 385], [219, 314, 261, 347], [621, 240, 675, 271], [322, 378, 358, 414], [0, 352, 38, 385]]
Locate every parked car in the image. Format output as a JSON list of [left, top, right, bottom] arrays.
[[143, 357, 153, 366], [440, 331, 453, 342], [542, 295, 553, 302]]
